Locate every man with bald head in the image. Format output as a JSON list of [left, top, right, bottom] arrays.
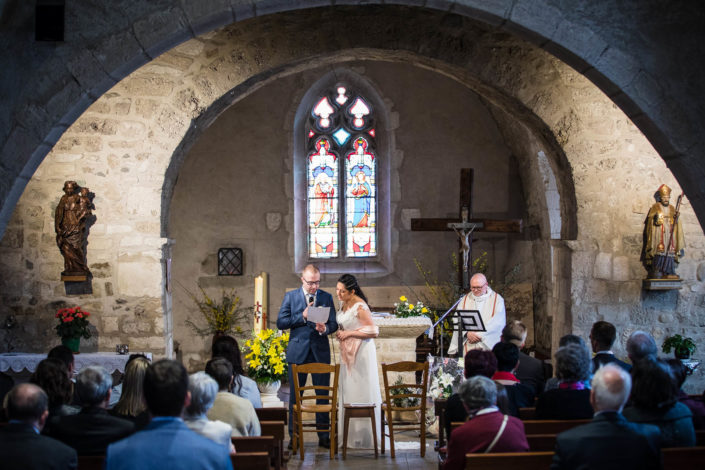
[[551, 364, 661, 470], [448, 273, 506, 356], [0, 383, 77, 470]]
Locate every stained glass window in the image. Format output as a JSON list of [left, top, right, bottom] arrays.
[[306, 86, 377, 259]]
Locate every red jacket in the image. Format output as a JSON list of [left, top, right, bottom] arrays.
[[443, 410, 529, 470]]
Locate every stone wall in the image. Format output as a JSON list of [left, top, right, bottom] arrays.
[[0, 8, 703, 391]]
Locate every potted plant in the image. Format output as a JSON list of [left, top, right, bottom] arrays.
[[184, 286, 250, 342], [244, 329, 290, 395], [662, 334, 697, 359], [55, 307, 91, 353]]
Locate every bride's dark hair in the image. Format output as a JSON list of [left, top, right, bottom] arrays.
[[337, 273, 368, 304]]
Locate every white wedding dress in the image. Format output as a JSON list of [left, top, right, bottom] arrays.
[[337, 301, 383, 449]]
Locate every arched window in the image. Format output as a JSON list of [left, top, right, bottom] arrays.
[[293, 71, 391, 274], [307, 86, 377, 259]]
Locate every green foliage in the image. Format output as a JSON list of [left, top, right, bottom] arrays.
[[55, 307, 92, 340], [390, 376, 420, 407], [662, 334, 696, 358]]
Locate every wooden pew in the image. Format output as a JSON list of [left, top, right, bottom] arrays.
[[518, 407, 536, 420], [77, 455, 105, 470], [255, 407, 288, 425], [696, 429, 705, 446], [232, 436, 279, 470], [663, 446, 705, 470], [526, 433, 557, 452], [231, 451, 270, 470], [259, 420, 286, 465], [521, 419, 591, 435], [464, 451, 554, 470]]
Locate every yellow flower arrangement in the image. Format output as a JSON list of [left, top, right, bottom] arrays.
[[244, 329, 290, 383], [393, 295, 430, 318]]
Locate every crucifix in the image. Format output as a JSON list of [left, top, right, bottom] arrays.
[[411, 168, 523, 290]]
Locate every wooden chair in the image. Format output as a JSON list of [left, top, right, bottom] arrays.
[[255, 406, 288, 425], [464, 451, 554, 470], [663, 446, 705, 470], [291, 362, 340, 459], [231, 436, 278, 470], [521, 419, 591, 435], [77, 455, 105, 470], [381, 360, 429, 458], [342, 403, 378, 459], [231, 451, 270, 470]]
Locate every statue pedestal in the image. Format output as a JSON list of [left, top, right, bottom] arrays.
[[642, 278, 682, 290]]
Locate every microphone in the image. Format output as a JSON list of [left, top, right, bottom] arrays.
[[309, 295, 315, 306]]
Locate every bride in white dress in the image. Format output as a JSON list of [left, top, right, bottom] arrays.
[[335, 274, 382, 449]]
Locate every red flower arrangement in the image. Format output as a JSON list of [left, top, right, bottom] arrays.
[[55, 307, 92, 339]]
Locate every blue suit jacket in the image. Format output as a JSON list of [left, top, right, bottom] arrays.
[[276, 288, 338, 364], [105, 417, 232, 470]]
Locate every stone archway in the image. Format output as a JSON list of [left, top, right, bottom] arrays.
[[1, 2, 704, 237]]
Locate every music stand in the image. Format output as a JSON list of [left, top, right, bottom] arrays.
[[454, 310, 485, 357]]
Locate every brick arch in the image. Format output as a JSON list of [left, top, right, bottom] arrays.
[[1, 1, 702, 237]]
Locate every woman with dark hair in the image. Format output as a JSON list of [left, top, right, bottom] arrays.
[[444, 349, 502, 438], [624, 358, 695, 447], [535, 343, 594, 419], [212, 335, 261, 408], [29, 358, 79, 426], [335, 273, 382, 449]]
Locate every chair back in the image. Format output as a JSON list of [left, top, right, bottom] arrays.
[[291, 362, 340, 410], [381, 361, 429, 413]]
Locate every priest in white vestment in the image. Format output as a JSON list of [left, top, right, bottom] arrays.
[[448, 273, 506, 356]]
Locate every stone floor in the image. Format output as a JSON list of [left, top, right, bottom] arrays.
[[286, 431, 439, 470]]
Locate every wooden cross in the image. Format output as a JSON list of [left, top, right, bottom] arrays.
[[411, 168, 522, 290]]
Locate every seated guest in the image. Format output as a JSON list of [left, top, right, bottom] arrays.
[[212, 335, 262, 408], [0, 383, 77, 470], [110, 356, 150, 429], [536, 343, 594, 419], [590, 321, 631, 372], [47, 345, 75, 379], [626, 330, 658, 364], [666, 358, 705, 430], [443, 376, 528, 470], [29, 358, 79, 422], [551, 365, 661, 470], [185, 371, 235, 453], [544, 334, 591, 391], [106, 359, 232, 470], [623, 358, 696, 447], [205, 357, 261, 437], [47, 366, 134, 455], [109, 354, 150, 407], [491, 342, 534, 417], [501, 320, 545, 397], [444, 349, 499, 438]]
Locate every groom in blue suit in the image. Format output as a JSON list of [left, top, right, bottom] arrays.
[[276, 264, 338, 449]]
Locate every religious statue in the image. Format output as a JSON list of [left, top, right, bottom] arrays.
[[55, 181, 92, 280], [642, 184, 685, 279], [452, 207, 475, 275]]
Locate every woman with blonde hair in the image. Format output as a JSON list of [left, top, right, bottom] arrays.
[[110, 356, 150, 428]]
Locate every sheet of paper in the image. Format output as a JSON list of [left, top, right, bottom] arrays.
[[307, 306, 331, 323]]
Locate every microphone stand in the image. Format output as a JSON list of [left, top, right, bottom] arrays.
[[429, 296, 463, 360]]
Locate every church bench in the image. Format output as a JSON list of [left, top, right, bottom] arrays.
[[255, 406, 288, 425], [259, 420, 286, 463], [525, 433, 557, 452], [232, 436, 279, 470], [77, 455, 105, 470], [696, 429, 705, 446], [464, 451, 553, 470], [662, 446, 705, 470], [518, 407, 536, 420], [231, 451, 270, 470], [521, 419, 591, 435]]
